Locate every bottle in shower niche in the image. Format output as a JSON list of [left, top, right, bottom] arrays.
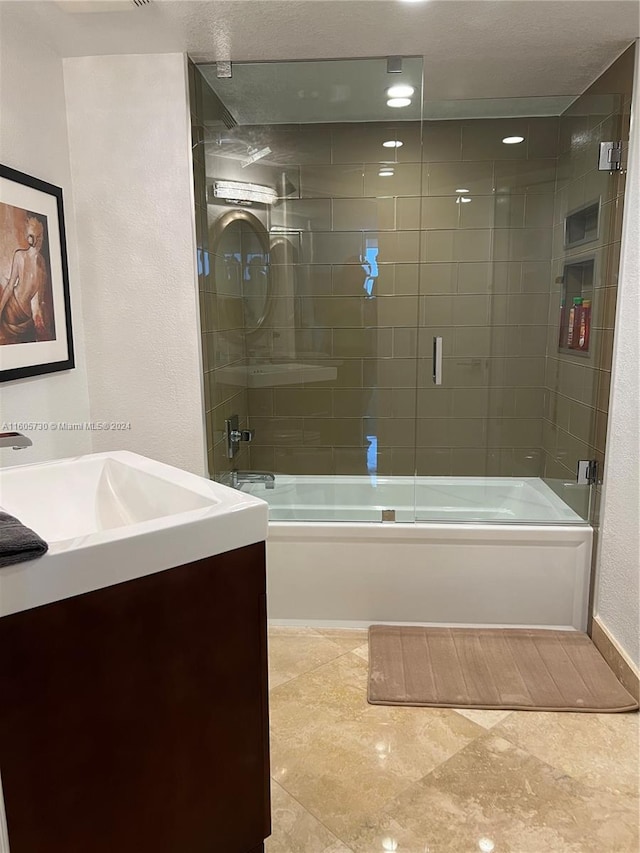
[[578, 298, 591, 351], [567, 297, 583, 349]]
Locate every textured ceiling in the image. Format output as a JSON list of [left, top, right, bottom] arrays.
[[2, 0, 638, 103]]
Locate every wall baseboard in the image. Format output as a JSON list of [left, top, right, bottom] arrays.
[[591, 616, 640, 702]]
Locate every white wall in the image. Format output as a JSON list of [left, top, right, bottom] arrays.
[[0, 5, 91, 464], [64, 53, 206, 475], [595, 41, 640, 670]]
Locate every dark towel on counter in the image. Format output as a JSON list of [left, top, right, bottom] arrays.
[[0, 511, 48, 567]]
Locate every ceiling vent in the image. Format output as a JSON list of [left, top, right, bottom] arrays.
[[55, 0, 152, 12]]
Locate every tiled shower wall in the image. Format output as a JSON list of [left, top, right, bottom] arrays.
[[241, 117, 559, 476], [191, 51, 633, 483], [543, 45, 635, 515]]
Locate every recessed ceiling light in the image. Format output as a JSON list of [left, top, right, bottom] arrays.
[[387, 98, 412, 108], [378, 169, 395, 177], [387, 84, 415, 98], [383, 140, 404, 148], [455, 188, 470, 193], [502, 136, 525, 144]]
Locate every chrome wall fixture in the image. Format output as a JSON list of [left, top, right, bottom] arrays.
[[225, 414, 254, 459]]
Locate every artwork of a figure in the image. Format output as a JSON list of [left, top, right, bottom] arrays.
[[0, 204, 56, 346]]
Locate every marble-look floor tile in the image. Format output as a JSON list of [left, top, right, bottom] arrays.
[[270, 651, 371, 734], [342, 733, 639, 853], [268, 627, 345, 689], [314, 627, 369, 653], [454, 708, 514, 729], [267, 630, 639, 853], [271, 655, 482, 839], [351, 643, 369, 662], [266, 781, 341, 853], [493, 709, 640, 796]]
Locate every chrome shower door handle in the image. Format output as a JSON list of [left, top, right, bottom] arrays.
[[432, 336, 443, 386]]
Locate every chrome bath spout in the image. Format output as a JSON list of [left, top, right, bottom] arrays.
[[231, 470, 276, 490], [0, 432, 32, 450]]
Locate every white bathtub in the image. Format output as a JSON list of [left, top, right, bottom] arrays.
[[240, 476, 593, 631]]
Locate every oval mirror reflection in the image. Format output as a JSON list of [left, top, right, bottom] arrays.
[[210, 210, 270, 330]]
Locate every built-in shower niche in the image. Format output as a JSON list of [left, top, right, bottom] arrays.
[[564, 200, 600, 249], [558, 257, 594, 355]]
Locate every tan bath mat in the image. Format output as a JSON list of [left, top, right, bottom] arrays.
[[368, 626, 638, 712]]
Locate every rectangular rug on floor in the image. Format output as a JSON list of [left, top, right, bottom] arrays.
[[368, 626, 638, 712]]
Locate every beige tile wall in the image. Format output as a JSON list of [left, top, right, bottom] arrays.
[[192, 52, 633, 484], [542, 44, 635, 627], [543, 46, 635, 508], [212, 116, 560, 477]]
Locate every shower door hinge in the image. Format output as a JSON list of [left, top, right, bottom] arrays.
[[576, 459, 598, 486], [216, 61, 232, 79], [598, 141, 622, 171]]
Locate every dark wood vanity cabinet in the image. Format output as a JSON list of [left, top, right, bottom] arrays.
[[0, 542, 270, 853]]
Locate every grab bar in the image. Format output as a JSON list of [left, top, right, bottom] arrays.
[[432, 336, 443, 386]]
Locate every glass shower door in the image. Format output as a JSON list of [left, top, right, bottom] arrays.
[[414, 105, 560, 524], [413, 87, 628, 526], [541, 81, 631, 528], [194, 56, 425, 522]]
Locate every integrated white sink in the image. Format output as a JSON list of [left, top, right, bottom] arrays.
[[0, 451, 268, 617]]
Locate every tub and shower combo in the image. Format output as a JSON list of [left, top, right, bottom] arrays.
[[242, 476, 592, 631], [191, 54, 618, 634]]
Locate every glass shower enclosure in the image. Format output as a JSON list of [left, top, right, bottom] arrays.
[[189, 53, 630, 526]]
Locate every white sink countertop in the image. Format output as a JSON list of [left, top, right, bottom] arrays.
[[0, 451, 268, 618]]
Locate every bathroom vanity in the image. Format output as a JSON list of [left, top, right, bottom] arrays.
[[0, 452, 270, 853]]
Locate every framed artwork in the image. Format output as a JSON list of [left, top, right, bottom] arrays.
[[0, 164, 74, 382]]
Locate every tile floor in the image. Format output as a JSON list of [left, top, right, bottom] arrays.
[[266, 626, 640, 853]]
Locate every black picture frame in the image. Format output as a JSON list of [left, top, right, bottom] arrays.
[[0, 164, 75, 382]]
